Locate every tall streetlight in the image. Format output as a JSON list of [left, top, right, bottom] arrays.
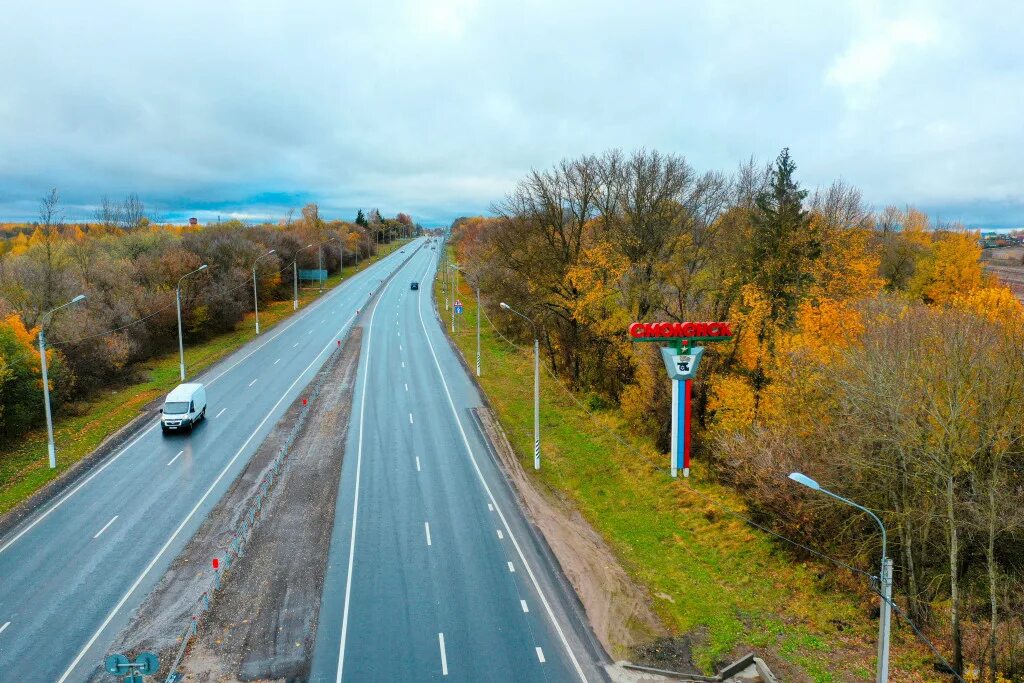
[[451, 266, 458, 333], [293, 243, 315, 310], [39, 294, 86, 469], [318, 237, 338, 294], [252, 249, 276, 335], [176, 264, 208, 381], [788, 472, 892, 683], [454, 266, 480, 377], [499, 302, 540, 470]]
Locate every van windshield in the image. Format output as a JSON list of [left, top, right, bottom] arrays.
[[164, 402, 190, 415]]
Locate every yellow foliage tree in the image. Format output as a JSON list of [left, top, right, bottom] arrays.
[[707, 374, 757, 432], [952, 285, 1024, 326], [910, 231, 988, 304]]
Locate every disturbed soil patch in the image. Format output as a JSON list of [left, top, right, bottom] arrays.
[[93, 328, 362, 683]]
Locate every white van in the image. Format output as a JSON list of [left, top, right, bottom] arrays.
[[160, 383, 208, 433]]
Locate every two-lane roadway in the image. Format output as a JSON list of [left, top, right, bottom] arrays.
[[0, 240, 424, 681], [310, 244, 606, 681]]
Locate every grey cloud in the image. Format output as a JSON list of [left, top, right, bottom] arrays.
[[0, 0, 1021, 226]]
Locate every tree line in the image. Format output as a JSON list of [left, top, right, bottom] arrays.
[[0, 191, 418, 440], [451, 148, 1024, 681]]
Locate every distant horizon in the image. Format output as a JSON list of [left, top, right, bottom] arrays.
[[0, 205, 1019, 233]]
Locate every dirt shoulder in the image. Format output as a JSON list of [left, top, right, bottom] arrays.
[[474, 399, 666, 660], [94, 327, 362, 683]]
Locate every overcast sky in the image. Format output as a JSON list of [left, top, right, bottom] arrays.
[[1, 0, 1021, 227]]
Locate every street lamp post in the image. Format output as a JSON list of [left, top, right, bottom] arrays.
[[39, 294, 86, 469], [500, 302, 540, 470], [475, 284, 480, 376], [176, 264, 208, 381], [788, 472, 892, 683], [451, 267, 458, 333], [252, 249, 277, 335], [293, 243, 315, 310], [454, 267, 480, 377], [319, 237, 338, 294]]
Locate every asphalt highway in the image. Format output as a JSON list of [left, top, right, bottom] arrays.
[[309, 244, 606, 681], [0, 240, 423, 681]]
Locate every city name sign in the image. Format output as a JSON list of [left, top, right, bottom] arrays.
[[629, 321, 732, 340]]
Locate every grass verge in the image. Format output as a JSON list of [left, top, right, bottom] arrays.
[[0, 240, 410, 516], [439, 267, 937, 681]]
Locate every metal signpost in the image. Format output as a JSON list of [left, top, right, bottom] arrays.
[[629, 321, 732, 477], [104, 651, 159, 683]]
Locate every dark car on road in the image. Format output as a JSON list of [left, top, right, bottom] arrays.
[[410, 281, 419, 290]]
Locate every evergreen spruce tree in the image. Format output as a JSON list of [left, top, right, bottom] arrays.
[[748, 147, 818, 327]]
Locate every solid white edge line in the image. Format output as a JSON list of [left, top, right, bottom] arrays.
[[93, 515, 118, 539], [58, 310, 360, 683], [415, 257, 588, 682], [439, 633, 448, 676], [0, 244, 412, 558], [336, 254, 407, 683], [424, 521, 432, 546], [0, 420, 158, 555], [166, 450, 184, 466]]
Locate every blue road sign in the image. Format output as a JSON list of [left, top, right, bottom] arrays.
[[455, 304, 463, 314], [105, 654, 129, 674], [135, 652, 159, 675]]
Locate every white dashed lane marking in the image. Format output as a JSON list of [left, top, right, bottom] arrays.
[[93, 515, 118, 539]]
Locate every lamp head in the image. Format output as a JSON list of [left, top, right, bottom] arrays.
[[788, 472, 820, 491], [499, 302, 510, 311], [72, 294, 87, 304], [198, 264, 208, 271]]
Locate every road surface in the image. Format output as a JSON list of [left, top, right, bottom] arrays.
[[310, 244, 606, 681], [0, 241, 422, 681]]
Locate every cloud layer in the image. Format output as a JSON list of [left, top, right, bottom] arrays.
[[1, 0, 1021, 226]]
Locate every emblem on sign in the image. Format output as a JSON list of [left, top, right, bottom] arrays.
[[661, 347, 703, 381]]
